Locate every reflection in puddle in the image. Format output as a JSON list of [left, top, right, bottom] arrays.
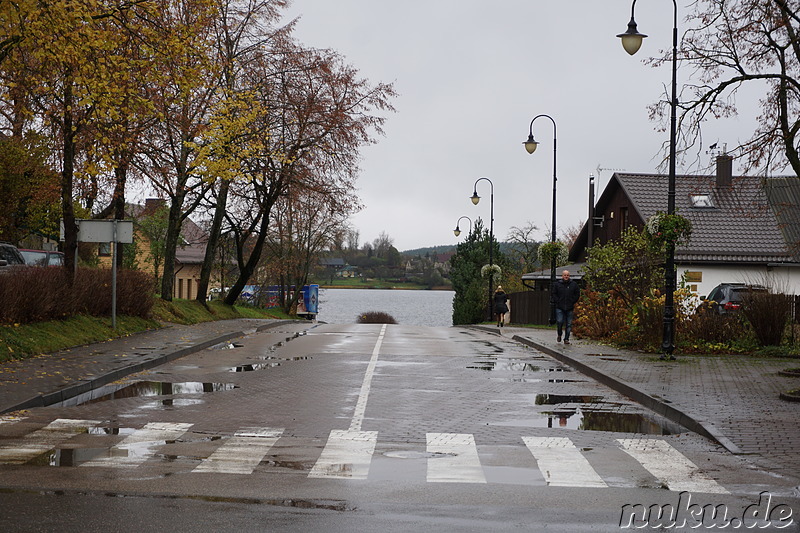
[[493, 409, 673, 434], [139, 398, 204, 409], [467, 361, 542, 372], [57, 381, 237, 407], [534, 394, 604, 405], [230, 362, 281, 372], [212, 342, 244, 350]]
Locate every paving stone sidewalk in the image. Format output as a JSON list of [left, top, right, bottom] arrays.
[[0, 318, 291, 414], [488, 325, 800, 483]]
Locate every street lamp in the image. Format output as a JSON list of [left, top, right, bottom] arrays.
[[524, 114, 558, 325], [618, 0, 679, 360], [453, 216, 472, 237], [471, 177, 494, 321]]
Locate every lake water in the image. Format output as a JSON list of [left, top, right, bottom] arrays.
[[316, 289, 455, 327]]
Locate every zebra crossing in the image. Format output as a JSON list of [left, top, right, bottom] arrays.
[[0, 418, 729, 494]]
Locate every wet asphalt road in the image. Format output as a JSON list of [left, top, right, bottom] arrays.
[[0, 323, 797, 532]]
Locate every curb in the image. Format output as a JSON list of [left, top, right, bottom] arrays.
[[466, 326, 742, 454], [0, 320, 295, 415]]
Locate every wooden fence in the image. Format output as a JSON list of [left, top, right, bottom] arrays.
[[509, 290, 551, 325]]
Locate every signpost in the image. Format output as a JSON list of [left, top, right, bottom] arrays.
[[61, 219, 134, 329]]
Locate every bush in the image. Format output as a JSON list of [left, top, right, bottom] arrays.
[[742, 291, 791, 346], [357, 311, 397, 324], [0, 267, 154, 324], [680, 301, 747, 346], [573, 289, 628, 339]]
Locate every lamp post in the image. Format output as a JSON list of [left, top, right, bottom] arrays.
[[453, 216, 472, 237], [618, 0, 678, 360], [471, 177, 494, 321], [523, 114, 558, 325]]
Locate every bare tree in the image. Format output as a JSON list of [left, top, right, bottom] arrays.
[[649, 0, 800, 175], [220, 42, 394, 305]]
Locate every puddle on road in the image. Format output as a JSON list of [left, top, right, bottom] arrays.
[[534, 394, 604, 405], [56, 381, 238, 407], [467, 361, 541, 372], [230, 362, 281, 372], [211, 342, 244, 350], [493, 409, 673, 434], [230, 356, 312, 372]]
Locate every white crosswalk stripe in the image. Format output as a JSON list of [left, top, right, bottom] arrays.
[[0, 420, 732, 493], [426, 432, 486, 483], [308, 429, 378, 479], [80, 422, 193, 468], [193, 427, 283, 474], [0, 419, 99, 464], [522, 436, 607, 488], [617, 438, 729, 494]]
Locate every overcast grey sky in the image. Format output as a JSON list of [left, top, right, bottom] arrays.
[[283, 0, 758, 251]]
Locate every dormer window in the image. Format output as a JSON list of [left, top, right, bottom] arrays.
[[689, 194, 714, 208]]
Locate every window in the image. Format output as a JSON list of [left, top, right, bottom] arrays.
[[689, 194, 714, 208]]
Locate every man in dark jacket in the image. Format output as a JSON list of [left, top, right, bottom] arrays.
[[551, 270, 580, 344]]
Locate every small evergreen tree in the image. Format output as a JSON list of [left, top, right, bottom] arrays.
[[450, 218, 509, 325]]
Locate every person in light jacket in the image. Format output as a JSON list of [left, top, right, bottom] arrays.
[[550, 270, 580, 344]]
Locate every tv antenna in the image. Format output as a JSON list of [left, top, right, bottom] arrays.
[[595, 164, 624, 193]]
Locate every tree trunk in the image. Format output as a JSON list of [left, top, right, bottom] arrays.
[[113, 166, 127, 269], [223, 212, 270, 305], [160, 193, 185, 301], [196, 178, 230, 305], [61, 72, 78, 274]]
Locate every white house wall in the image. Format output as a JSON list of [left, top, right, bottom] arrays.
[[678, 264, 800, 297]]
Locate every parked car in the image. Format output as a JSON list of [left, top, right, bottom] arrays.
[[0, 242, 26, 272], [18, 249, 65, 267], [703, 283, 768, 314]]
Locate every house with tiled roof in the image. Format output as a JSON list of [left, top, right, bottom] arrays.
[[100, 198, 212, 300], [564, 156, 800, 297]]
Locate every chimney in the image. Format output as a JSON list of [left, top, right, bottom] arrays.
[[144, 198, 167, 214], [716, 154, 733, 188]]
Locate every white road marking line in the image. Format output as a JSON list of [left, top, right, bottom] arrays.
[[617, 438, 729, 494], [522, 436, 607, 488], [0, 418, 99, 464], [80, 422, 193, 468], [426, 433, 486, 484], [0, 415, 26, 426], [350, 324, 387, 432], [193, 427, 283, 474], [308, 429, 378, 479]]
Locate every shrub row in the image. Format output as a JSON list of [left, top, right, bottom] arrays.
[[0, 267, 154, 324], [574, 287, 793, 350]]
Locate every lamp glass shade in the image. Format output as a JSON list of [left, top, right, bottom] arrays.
[[524, 139, 539, 154], [453, 227, 461, 237], [620, 33, 644, 55], [471, 192, 480, 205]]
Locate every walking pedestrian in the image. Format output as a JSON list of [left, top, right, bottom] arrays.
[[551, 270, 580, 344], [494, 286, 509, 327]]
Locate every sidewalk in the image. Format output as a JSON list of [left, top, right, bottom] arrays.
[[479, 325, 800, 481], [0, 319, 292, 414]]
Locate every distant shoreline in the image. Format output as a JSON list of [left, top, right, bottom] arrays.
[[318, 285, 453, 291]]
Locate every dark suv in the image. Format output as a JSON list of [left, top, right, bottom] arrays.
[[0, 242, 26, 272], [704, 283, 768, 314]]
